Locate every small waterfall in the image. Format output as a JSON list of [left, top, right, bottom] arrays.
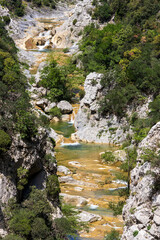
[[38, 39, 51, 51]]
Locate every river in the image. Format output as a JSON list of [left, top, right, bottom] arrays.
[[18, 9, 125, 240]]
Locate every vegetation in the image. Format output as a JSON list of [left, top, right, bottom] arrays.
[[101, 151, 115, 164], [17, 167, 29, 191], [5, 187, 86, 240], [46, 174, 60, 200], [0, 18, 37, 141], [39, 59, 73, 102], [78, 0, 160, 127], [0, 0, 60, 16], [142, 149, 160, 168], [0, 129, 11, 152], [0, 0, 25, 16], [108, 201, 125, 216], [104, 229, 120, 240], [26, 0, 58, 9], [49, 107, 62, 118]]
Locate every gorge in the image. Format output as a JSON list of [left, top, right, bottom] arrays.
[[0, 0, 160, 240]]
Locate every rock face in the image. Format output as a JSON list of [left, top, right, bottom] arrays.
[[0, 127, 59, 236], [73, 72, 151, 144], [73, 73, 128, 144], [51, 0, 94, 51], [121, 122, 160, 240]]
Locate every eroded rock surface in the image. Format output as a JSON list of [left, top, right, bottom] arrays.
[[121, 122, 160, 240]]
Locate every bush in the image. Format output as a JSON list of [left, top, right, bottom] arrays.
[[49, 107, 62, 118], [46, 175, 60, 199], [79, 89, 85, 99], [108, 201, 125, 216], [40, 59, 72, 102], [3, 234, 25, 240], [142, 149, 160, 167], [31, 218, 50, 239], [73, 19, 77, 25], [105, 229, 120, 240], [0, 130, 11, 152], [101, 151, 115, 164], [17, 167, 29, 191], [92, 2, 111, 23]]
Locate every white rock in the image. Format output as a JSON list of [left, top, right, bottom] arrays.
[[44, 102, 56, 113], [77, 211, 102, 223], [57, 100, 73, 114], [60, 193, 88, 207], [57, 165, 71, 175], [68, 161, 82, 167]]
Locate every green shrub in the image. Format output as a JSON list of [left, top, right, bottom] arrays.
[[3, 234, 25, 240], [17, 167, 29, 191], [101, 151, 115, 164], [105, 229, 120, 240], [73, 19, 77, 25], [133, 230, 139, 237], [79, 89, 85, 99], [49, 106, 62, 118], [92, 2, 111, 23], [108, 201, 125, 216], [16, 111, 37, 139], [31, 217, 50, 239], [63, 48, 69, 53], [0, 130, 11, 152], [3, 16, 11, 25], [46, 175, 60, 199], [40, 59, 72, 102], [142, 149, 160, 167]]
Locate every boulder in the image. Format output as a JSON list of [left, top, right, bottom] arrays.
[[60, 193, 88, 207], [36, 99, 48, 109], [57, 101, 73, 114], [68, 161, 82, 167], [57, 166, 71, 175], [77, 211, 102, 223], [25, 37, 37, 50], [44, 102, 56, 113], [113, 150, 127, 162]]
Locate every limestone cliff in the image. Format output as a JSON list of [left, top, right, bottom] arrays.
[[122, 122, 160, 240], [73, 72, 151, 144]]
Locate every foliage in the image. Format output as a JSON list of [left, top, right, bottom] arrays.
[[79, 89, 85, 99], [108, 201, 125, 216], [133, 230, 139, 237], [49, 106, 62, 118], [6, 188, 53, 239], [0, 0, 25, 16], [39, 59, 72, 102], [5, 187, 86, 240], [92, 1, 111, 23], [78, 0, 160, 120], [17, 167, 29, 191], [101, 151, 115, 164], [104, 229, 120, 240], [46, 174, 60, 199], [0, 129, 11, 152], [53, 203, 88, 240], [149, 95, 160, 125], [0, 19, 37, 140], [26, 0, 58, 9], [142, 149, 160, 168]]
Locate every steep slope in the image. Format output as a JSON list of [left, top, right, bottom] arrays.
[[122, 122, 160, 240]]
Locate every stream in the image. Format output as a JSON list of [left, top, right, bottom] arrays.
[[18, 9, 125, 240], [53, 119, 125, 240]]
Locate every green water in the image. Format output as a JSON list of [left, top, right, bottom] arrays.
[[50, 121, 75, 138]]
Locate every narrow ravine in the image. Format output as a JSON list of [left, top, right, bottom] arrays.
[[16, 5, 126, 239]]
